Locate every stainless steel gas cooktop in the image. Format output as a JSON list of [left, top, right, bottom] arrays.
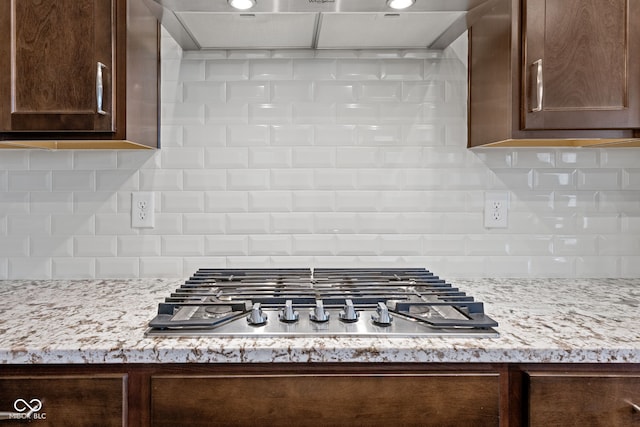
[[146, 268, 499, 338]]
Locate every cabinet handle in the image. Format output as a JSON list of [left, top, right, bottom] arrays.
[[531, 59, 543, 112], [96, 62, 108, 115]]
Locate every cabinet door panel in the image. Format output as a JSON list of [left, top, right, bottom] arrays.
[[523, 0, 640, 130], [0, 0, 114, 132], [527, 372, 640, 427], [151, 373, 500, 427], [0, 375, 126, 427]]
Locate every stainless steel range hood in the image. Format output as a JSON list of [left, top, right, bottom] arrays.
[[143, 0, 498, 50]]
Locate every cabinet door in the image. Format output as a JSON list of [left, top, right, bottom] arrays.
[[523, 0, 640, 130], [151, 373, 500, 427], [527, 372, 640, 426], [0, 375, 126, 426], [0, 0, 114, 132]]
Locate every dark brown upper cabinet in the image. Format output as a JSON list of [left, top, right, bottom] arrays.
[[0, 0, 159, 149], [469, 0, 640, 147]]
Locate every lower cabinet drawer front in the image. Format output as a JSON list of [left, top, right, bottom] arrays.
[[151, 373, 500, 427], [0, 375, 127, 427], [527, 372, 640, 427]]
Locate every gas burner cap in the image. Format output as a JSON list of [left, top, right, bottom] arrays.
[[204, 305, 233, 317]]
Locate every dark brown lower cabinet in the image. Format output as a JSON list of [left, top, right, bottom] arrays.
[[151, 373, 500, 427], [0, 364, 638, 426], [0, 374, 127, 427], [526, 372, 640, 427]]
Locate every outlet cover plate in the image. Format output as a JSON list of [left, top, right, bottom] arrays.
[[132, 192, 155, 228], [484, 191, 509, 228]]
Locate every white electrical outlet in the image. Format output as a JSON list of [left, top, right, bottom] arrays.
[[484, 191, 509, 228], [132, 192, 155, 228]]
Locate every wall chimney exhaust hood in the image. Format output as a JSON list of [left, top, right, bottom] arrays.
[[144, 0, 498, 50]]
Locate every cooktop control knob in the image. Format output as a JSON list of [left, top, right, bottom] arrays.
[[247, 303, 268, 326], [279, 300, 299, 323], [372, 302, 393, 326], [339, 299, 359, 323], [309, 299, 330, 323]]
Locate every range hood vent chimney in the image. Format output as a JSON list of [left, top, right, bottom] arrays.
[[143, 0, 498, 50]]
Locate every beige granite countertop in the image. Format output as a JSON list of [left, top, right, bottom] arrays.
[[0, 278, 638, 364]]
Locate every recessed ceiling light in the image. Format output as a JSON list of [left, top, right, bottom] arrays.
[[228, 0, 256, 10], [387, 0, 416, 10]]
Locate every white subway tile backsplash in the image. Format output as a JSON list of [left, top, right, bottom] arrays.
[[9, 171, 51, 191], [4, 43, 640, 279], [226, 81, 269, 102], [271, 169, 314, 190], [250, 59, 293, 80], [336, 103, 380, 125], [30, 236, 73, 257], [75, 236, 117, 257], [183, 125, 226, 146], [205, 148, 249, 169], [314, 213, 358, 233], [30, 192, 73, 214], [74, 151, 118, 170], [30, 151, 73, 170], [293, 103, 336, 124], [205, 235, 248, 256], [205, 104, 248, 124], [96, 170, 138, 191], [379, 235, 422, 255], [96, 258, 139, 278], [292, 235, 336, 255], [577, 213, 620, 234], [292, 147, 336, 168], [96, 213, 136, 235], [51, 214, 94, 236], [249, 147, 292, 168], [271, 213, 314, 233], [271, 125, 314, 146], [335, 191, 379, 212], [382, 59, 424, 80], [226, 213, 270, 234], [292, 191, 334, 212], [293, 59, 336, 80], [315, 125, 356, 145], [162, 191, 205, 213], [118, 236, 161, 256], [7, 214, 50, 236], [557, 150, 599, 168], [52, 258, 95, 279], [622, 169, 640, 189], [534, 169, 577, 190], [183, 170, 226, 191], [272, 82, 313, 102], [358, 125, 403, 146], [578, 169, 620, 190], [9, 257, 51, 279], [205, 191, 248, 212], [315, 82, 357, 103], [205, 60, 249, 81], [183, 213, 226, 234], [0, 151, 28, 170], [249, 235, 292, 255], [140, 257, 183, 277], [140, 170, 183, 191], [249, 191, 292, 212], [162, 236, 204, 256], [183, 81, 226, 103], [227, 169, 270, 190], [0, 237, 29, 257], [512, 150, 556, 168]]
